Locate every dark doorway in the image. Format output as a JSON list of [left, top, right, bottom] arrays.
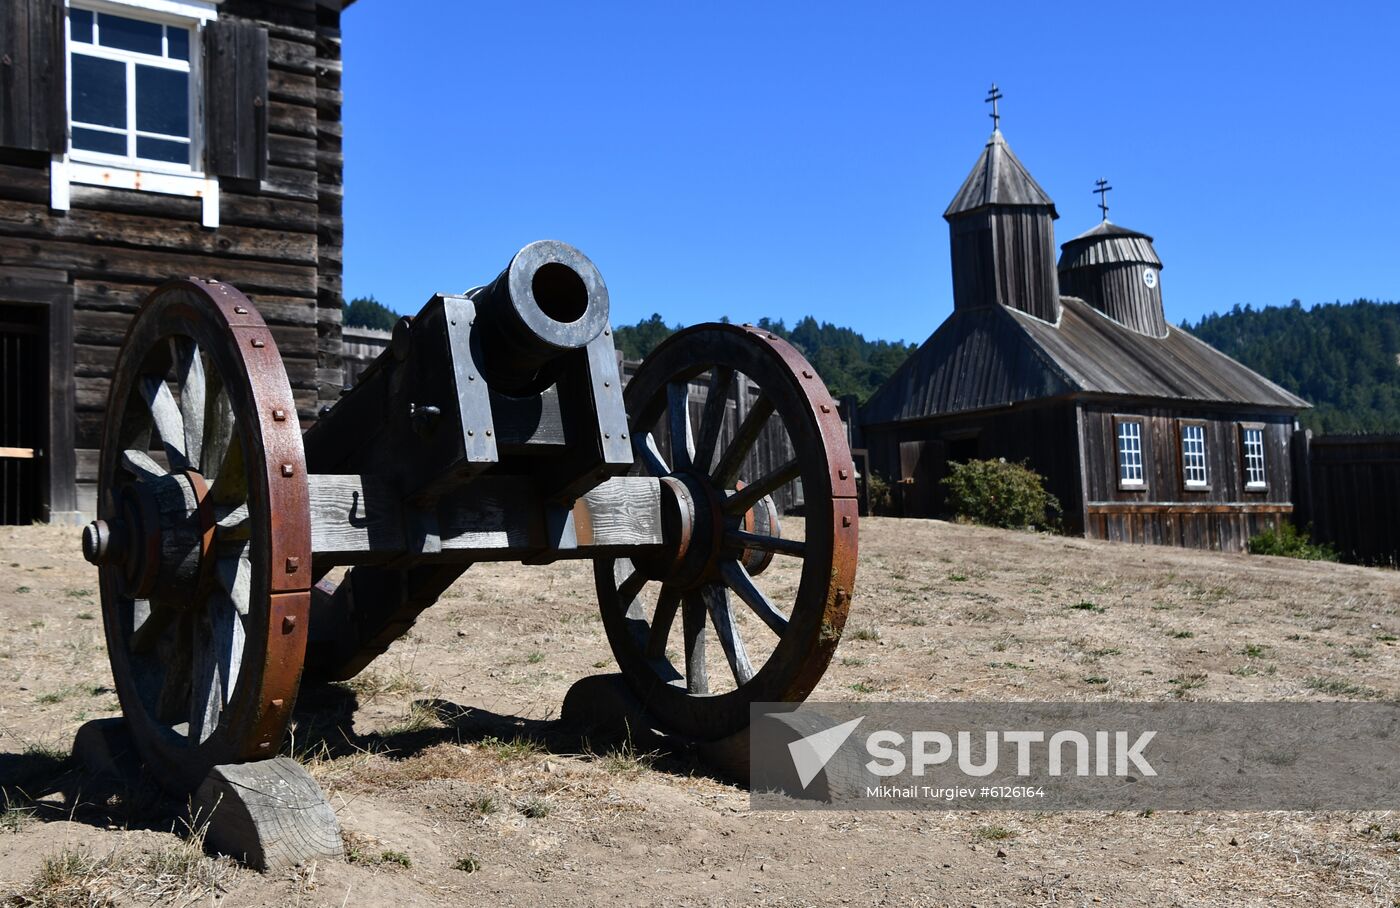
[[947, 434, 980, 465], [0, 305, 45, 524]]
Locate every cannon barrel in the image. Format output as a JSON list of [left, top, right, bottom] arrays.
[[468, 239, 610, 393]]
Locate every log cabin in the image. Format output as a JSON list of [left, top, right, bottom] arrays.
[[0, 0, 352, 524], [860, 122, 1309, 551]]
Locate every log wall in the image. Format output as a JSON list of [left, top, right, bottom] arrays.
[[0, 0, 345, 520]]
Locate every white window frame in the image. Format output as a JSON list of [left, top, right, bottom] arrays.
[[1114, 416, 1145, 489], [51, 0, 223, 227], [1241, 424, 1267, 490], [1179, 421, 1209, 489]]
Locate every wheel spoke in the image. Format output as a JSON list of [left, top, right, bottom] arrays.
[[174, 338, 206, 469], [130, 597, 178, 653], [215, 502, 251, 542], [723, 457, 801, 515], [140, 375, 189, 471], [189, 583, 243, 745], [701, 583, 754, 686], [214, 588, 246, 706], [720, 559, 789, 636], [215, 544, 252, 617], [692, 367, 734, 476], [647, 586, 680, 659], [121, 448, 165, 481], [681, 594, 709, 695], [154, 613, 193, 723], [617, 567, 649, 613], [725, 529, 806, 558], [206, 432, 248, 507], [634, 432, 670, 478], [200, 364, 235, 482], [666, 381, 694, 472], [713, 393, 775, 487], [188, 613, 220, 744]]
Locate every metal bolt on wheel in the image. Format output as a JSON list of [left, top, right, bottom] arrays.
[[87, 279, 310, 791]]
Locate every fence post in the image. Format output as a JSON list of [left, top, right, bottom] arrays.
[[1291, 427, 1313, 530]]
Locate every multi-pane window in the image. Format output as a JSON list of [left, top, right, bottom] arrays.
[[1242, 427, 1267, 488], [1181, 423, 1208, 487], [68, 7, 195, 169], [1116, 419, 1144, 487]]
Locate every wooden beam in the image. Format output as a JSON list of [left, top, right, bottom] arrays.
[[0, 447, 36, 459], [1085, 502, 1293, 515], [308, 474, 671, 566]]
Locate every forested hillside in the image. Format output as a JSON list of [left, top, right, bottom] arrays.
[[342, 296, 1398, 431], [613, 314, 916, 403], [1185, 300, 1400, 433], [344, 296, 398, 331]]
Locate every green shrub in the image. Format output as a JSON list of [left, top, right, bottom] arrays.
[[864, 471, 893, 516], [1247, 523, 1337, 561], [941, 458, 1060, 530]]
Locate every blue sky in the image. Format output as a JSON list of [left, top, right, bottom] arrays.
[[342, 1, 1399, 344]]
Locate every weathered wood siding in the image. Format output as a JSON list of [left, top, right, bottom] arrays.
[[1294, 432, 1400, 565], [1079, 403, 1294, 551], [0, 0, 346, 519], [1058, 262, 1167, 338], [1057, 223, 1168, 338], [863, 401, 1084, 532], [948, 207, 1060, 322]]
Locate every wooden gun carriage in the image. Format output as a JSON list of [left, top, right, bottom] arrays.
[[81, 241, 858, 789]]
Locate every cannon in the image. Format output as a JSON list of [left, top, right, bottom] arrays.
[[81, 241, 858, 790]]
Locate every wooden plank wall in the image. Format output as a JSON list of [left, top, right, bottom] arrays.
[[948, 207, 1059, 322], [0, 0, 344, 516], [863, 401, 1085, 532], [1295, 433, 1400, 565], [1083, 505, 1290, 552], [1079, 403, 1295, 552], [1058, 262, 1168, 338], [1079, 404, 1294, 504]]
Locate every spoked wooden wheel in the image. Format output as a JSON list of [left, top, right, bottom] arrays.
[[596, 324, 858, 740], [83, 279, 311, 791]]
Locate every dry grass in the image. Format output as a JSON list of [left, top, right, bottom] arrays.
[[3, 519, 1398, 907], [338, 656, 428, 704], [11, 825, 236, 907]]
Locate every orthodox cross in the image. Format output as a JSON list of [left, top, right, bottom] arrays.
[[985, 84, 1002, 130], [1094, 178, 1112, 221]]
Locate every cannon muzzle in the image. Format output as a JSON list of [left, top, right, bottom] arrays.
[[469, 240, 610, 393]]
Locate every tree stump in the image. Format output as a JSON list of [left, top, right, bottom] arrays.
[[193, 757, 343, 872]]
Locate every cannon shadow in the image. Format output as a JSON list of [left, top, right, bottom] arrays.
[[287, 682, 741, 787], [0, 681, 744, 836]]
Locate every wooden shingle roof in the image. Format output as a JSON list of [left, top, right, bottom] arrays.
[[1009, 298, 1308, 408], [861, 297, 1308, 427], [1058, 220, 1162, 270], [943, 130, 1058, 219]]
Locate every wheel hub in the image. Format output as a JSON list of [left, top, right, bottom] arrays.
[[83, 469, 212, 603]]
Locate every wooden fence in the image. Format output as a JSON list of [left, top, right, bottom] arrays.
[[1293, 430, 1400, 565]]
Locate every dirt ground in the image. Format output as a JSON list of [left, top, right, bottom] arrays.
[[1, 517, 1397, 907]]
